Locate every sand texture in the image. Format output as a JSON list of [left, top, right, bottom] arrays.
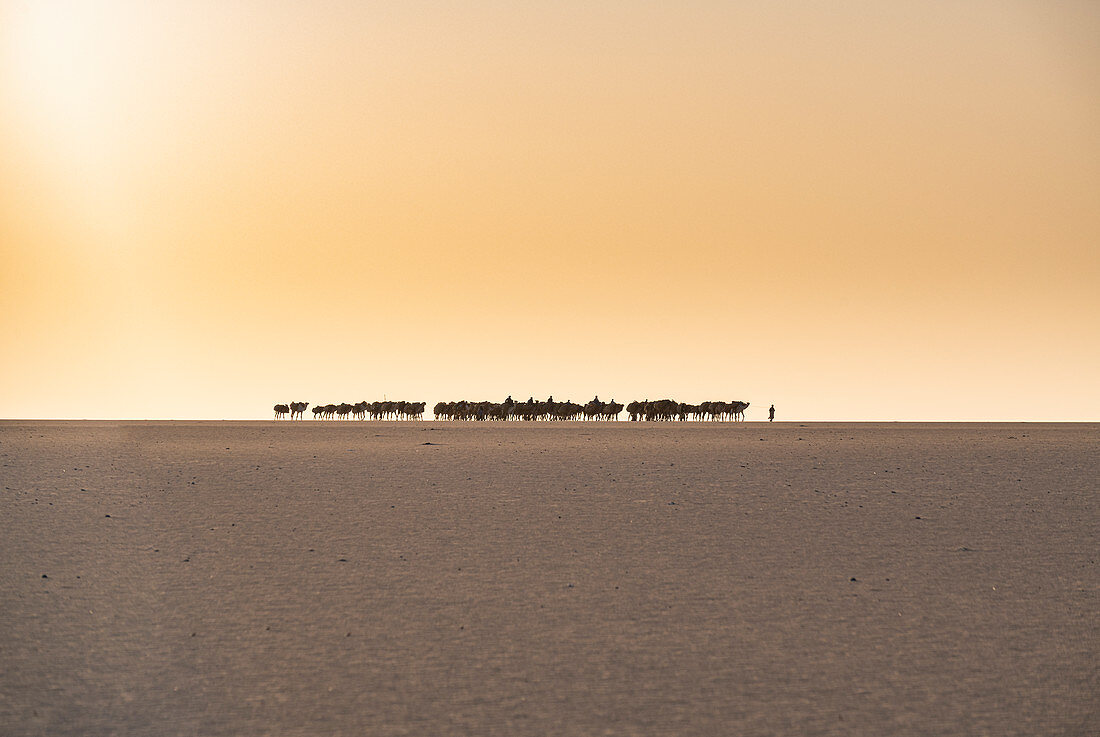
[[1, 421, 1097, 736]]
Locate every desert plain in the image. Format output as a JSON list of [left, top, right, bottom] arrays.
[[0, 420, 1096, 736]]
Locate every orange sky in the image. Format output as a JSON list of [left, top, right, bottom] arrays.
[[2, 1, 1098, 420]]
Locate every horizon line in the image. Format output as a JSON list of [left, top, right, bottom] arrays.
[[1, 418, 1096, 424]]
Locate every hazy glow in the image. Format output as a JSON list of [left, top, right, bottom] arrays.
[[2, 1, 1098, 420]]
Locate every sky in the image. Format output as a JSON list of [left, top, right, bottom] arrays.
[[1, 0, 1098, 420]]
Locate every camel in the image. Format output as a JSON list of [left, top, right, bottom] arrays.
[[273, 404, 289, 420], [583, 398, 606, 420]]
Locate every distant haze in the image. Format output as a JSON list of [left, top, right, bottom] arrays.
[[2, 1, 1097, 420]]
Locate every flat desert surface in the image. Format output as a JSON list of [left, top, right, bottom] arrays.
[[1, 420, 1096, 736]]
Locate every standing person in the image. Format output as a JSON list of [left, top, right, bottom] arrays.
[[769, 404, 775, 422]]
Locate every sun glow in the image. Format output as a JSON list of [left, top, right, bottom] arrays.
[[4, 3, 123, 155], [2, 2, 176, 253]]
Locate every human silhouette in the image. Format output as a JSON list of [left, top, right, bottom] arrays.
[[769, 404, 775, 422]]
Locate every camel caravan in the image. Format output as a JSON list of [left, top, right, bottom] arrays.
[[433, 397, 623, 421], [434, 398, 748, 422], [628, 399, 750, 422], [317, 401, 426, 420], [274, 401, 426, 420], [274, 397, 749, 421]]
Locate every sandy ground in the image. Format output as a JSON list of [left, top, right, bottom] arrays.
[[0, 420, 1096, 736]]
